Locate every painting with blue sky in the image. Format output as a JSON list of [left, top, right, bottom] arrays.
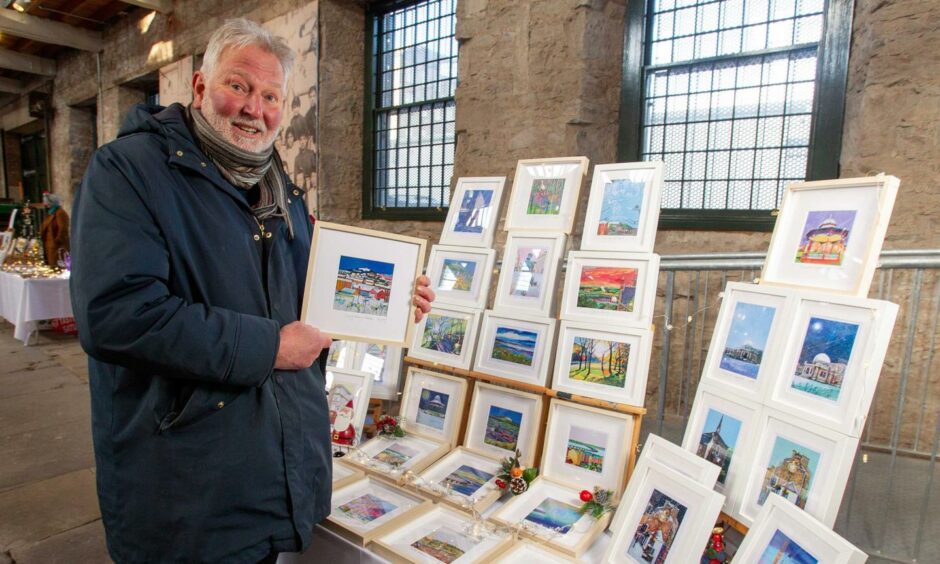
[[598, 179, 644, 236], [454, 189, 494, 234], [720, 302, 776, 379], [491, 326, 538, 366], [791, 317, 859, 402], [758, 529, 819, 564], [696, 408, 743, 484]]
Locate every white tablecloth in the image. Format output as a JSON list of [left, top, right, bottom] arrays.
[[0, 270, 73, 343]]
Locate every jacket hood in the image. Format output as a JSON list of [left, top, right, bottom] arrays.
[[117, 103, 193, 142]]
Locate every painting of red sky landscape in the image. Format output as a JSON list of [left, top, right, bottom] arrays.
[[576, 266, 638, 313]]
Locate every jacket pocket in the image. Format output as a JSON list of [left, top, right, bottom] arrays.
[[157, 385, 242, 433]]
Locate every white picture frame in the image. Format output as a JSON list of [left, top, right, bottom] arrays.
[[638, 434, 721, 489], [698, 282, 795, 402], [761, 174, 900, 297], [766, 293, 899, 437], [603, 459, 725, 564], [355, 342, 404, 401], [302, 221, 427, 346], [439, 176, 507, 248], [580, 161, 663, 253], [733, 495, 868, 564], [736, 408, 859, 527], [425, 245, 496, 309], [559, 251, 660, 328], [504, 156, 589, 233], [372, 504, 512, 564], [326, 476, 432, 546], [345, 433, 448, 477], [326, 340, 358, 369], [326, 367, 374, 447], [463, 382, 543, 467], [473, 310, 557, 387], [416, 446, 504, 514], [550, 320, 652, 406], [399, 367, 468, 446], [332, 458, 365, 490], [407, 303, 482, 371], [493, 231, 567, 317]]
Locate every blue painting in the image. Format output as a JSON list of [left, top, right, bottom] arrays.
[[454, 189, 494, 234], [491, 326, 538, 366], [758, 529, 819, 564], [720, 302, 777, 379], [441, 464, 494, 497], [524, 498, 582, 534], [791, 317, 859, 402], [416, 388, 450, 431], [333, 255, 395, 317], [598, 179, 644, 236], [696, 408, 743, 485], [758, 436, 820, 509]]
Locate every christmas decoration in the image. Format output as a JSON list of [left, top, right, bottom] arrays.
[[495, 449, 538, 496], [509, 476, 528, 495], [579, 489, 594, 503], [577, 486, 615, 519], [375, 414, 405, 438], [701, 523, 728, 564]]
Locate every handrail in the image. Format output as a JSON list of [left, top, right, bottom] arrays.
[[658, 249, 940, 271]]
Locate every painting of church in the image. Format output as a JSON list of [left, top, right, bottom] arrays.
[[695, 409, 742, 485]]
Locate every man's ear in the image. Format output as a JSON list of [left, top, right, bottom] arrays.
[[192, 71, 207, 109]]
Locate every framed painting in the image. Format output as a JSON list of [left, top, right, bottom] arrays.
[[698, 282, 794, 401], [301, 221, 427, 346], [550, 320, 652, 406], [638, 434, 721, 489], [417, 446, 504, 514], [463, 382, 543, 467], [493, 231, 567, 317], [733, 495, 868, 564], [372, 504, 511, 564], [345, 433, 448, 477], [326, 367, 374, 448], [580, 161, 663, 253], [407, 303, 482, 371], [326, 340, 358, 370], [355, 342, 403, 401], [473, 310, 557, 387], [425, 245, 496, 309], [603, 459, 725, 564], [504, 156, 589, 233], [490, 542, 578, 563], [398, 367, 468, 446], [559, 251, 660, 328], [766, 294, 899, 437], [680, 390, 761, 506], [325, 476, 432, 546], [736, 408, 858, 527], [439, 176, 507, 248], [332, 458, 365, 490], [761, 174, 900, 297]]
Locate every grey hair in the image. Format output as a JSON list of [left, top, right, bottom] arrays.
[[200, 18, 295, 87]]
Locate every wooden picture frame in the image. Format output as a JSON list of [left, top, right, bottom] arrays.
[[325, 476, 431, 546], [463, 382, 544, 467], [415, 446, 504, 514]]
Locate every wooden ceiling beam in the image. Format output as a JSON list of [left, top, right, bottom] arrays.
[[120, 0, 173, 14], [0, 76, 25, 93], [0, 9, 102, 52], [0, 47, 55, 76]]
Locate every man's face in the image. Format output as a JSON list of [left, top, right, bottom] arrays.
[[192, 43, 285, 153]]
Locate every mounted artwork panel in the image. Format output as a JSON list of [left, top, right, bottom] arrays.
[[473, 310, 557, 387], [559, 251, 660, 328], [398, 367, 468, 446], [425, 245, 496, 309], [493, 231, 567, 317], [439, 177, 507, 248], [417, 446, 504, 514], [327, 340, 403, 401], [407, 303, 482, 371], [580, 161, 663, 253], [504, 157, 589, 233], [326, 476, 432, 546], [463, 382, 543, 467]]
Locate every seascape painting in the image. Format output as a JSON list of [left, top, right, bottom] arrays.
[[627, 489, 688, 562], [576, 266, 638, 312], [491, 326, 538, 366], [437, 258, 478, 292], [336, 493, 398, 524], [720, 302, 776, 379], [597, 179, 644, 236], [758, 529, 819, 564], [411, 525, 479, 563], [416, 388, 450, 431], [758, 436, 820, 509], [527, 178, 566, 215], [372, 442, 419, 467], [509, 245, 549, 299], [483, 405, 523, 451], [695, 408, 743, 485], [333, 255, 395, 317], [420, 313, 468, 356], [795, 210, 857, 266], [791, 317, 859, 402], [565, 425, 608, 473], [569, 335, 631, 388], [441, 464, 495, 497], [524, 497, 583, 535], [454, 189, 494, 234]]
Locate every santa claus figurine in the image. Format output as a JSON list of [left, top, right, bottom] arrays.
[[331, 400, 357, 446]]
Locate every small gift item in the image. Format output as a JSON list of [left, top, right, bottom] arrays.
[[376, 414, 405, 438], [496, 449, 538, 497]]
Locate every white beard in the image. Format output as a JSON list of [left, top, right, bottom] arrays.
[[200, 95, 279, 153]]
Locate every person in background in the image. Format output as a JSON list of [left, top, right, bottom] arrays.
[[39, 191, 69, 267]]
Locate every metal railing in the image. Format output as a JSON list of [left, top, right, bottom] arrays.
[[648, 249, 940, 563]]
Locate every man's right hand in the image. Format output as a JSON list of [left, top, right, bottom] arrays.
[[275, 321, 333, 370]]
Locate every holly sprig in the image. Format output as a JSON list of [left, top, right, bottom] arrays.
[[376, 414, 405, 438], [577, 487, 616, 519], [494, 449, 538, 495]]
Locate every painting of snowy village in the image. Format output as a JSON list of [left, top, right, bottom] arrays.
[[441, 464, 494, 497], [791, 316, 859, 402], [411, 524, 479, 563], [484, 405, 523, 451], [758, 529, 819, 564], [336, 492, 398, 524], [524, 497, 583, 535], [491, 326, 538, 366], [627, 489, 688, 562], [569, 335, 631, 389], [720, 302, 776, 379], [576, 266, 638, 312], [597, 179, 644, 237], [509, 246, 549, 299], [696, 409, 743, 485], [794, 210, 856, 266], [454, 189, 494, 234], [372, 441, 419, 467], [333, 255, 395, 317], [437, 258, 478, 292], [416, 388, 450, 431], [420, 313, 468, 356], [565, 425, 607, 474], [758, 436, 820, 510], [527, 178, 566, 215]]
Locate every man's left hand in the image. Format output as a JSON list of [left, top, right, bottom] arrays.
[[413, 275, 435, 322]]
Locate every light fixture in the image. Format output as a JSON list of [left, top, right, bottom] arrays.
[[11, 0, 32, 12]]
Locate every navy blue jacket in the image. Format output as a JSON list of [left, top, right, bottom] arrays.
[[70, 104, 332, 563]]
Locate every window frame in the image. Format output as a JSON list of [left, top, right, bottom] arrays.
[[362, 0, 456, 221], [618, 0, 855, 232]]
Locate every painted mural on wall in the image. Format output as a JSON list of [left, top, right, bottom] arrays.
[[264, 2, 319, 214]]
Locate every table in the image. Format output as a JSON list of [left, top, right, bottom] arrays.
[[0, 270, 72, 344]]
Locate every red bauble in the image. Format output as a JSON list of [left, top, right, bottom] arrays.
[[495, 479, 506, 489], [579, 490, 594, 502]]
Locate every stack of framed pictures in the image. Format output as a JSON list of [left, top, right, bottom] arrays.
[[345, 368, 468, 477], [490, 399, 634, 558], [325, 475, 432, 546]]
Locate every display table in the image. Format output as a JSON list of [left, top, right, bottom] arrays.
[[0, 270, 72, 344]]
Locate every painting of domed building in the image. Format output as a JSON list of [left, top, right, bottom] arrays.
[[794, 210, 857, 266], [758, 436, 820, 510]]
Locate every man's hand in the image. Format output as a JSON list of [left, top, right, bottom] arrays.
[[413, 275, 435, 323], [275, 321, 333, 370]]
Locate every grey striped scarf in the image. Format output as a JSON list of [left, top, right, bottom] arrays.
[[188, 106, 297, 239]]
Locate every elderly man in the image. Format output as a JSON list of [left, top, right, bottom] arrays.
[[70, 19, 433, 563]]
